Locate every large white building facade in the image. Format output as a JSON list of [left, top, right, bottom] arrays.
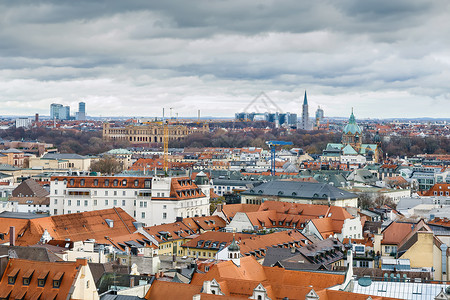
[[49, 173, 211, 226]]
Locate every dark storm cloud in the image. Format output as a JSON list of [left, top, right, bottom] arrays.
[[0, 0, 449, 118]]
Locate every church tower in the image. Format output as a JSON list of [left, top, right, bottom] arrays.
[[227, 235, 241, 266], [342, 108, 362, 151], [301, 91, 310, 130]]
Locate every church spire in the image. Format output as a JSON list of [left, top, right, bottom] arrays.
[[303, 90, 308, 105]]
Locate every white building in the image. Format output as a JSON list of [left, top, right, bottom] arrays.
[[15, 117, 32, 128], [49, 173, 210, 226]]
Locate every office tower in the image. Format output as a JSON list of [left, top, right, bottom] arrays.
[[50, 103, 63, 119], [77, 102, 86, 120]]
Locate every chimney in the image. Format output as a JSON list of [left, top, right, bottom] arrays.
[[217, 204, 223, 212], [76, 258, 88, 266], [9, 227, 15, 246]]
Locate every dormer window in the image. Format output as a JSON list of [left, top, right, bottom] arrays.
[[80, 179, 85, 186], [37, 270, 49, 287], [134, 180, 139, 187], [53, 272, 64, 288], [22, 270, 34, 286], [69, 179, 74, 185], [8, 268, 19, 285], [122, 179, 127, 186], [104, 179, 109, 187], [94, 179, 98, 186], [113, 180, 118, 186]]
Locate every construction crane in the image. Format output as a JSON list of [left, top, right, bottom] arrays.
[[266, 140, 293, 176]]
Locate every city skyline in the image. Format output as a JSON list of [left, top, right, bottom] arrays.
[[1, 1, 449, 118]]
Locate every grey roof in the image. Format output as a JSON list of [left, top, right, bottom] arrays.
[[0, 211, 49, 219], [12, 178, 49, 197], [212, 179, 262, 187], [241, 181, 357, 200], [262, 247, 294, 267], [1, 148, 23, 153], [42, 153, 87, 160], [101, 295, 144, 300], [0, 245, 61, 262]]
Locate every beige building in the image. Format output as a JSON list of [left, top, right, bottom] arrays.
[[29, 153, 91, 171], [103, 122, 209, 144]]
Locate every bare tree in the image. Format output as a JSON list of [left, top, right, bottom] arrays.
[[90, 155, 123, 175], [358, 192, 373, 209]]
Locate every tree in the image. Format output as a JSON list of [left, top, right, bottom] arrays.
[[90, 156, 123, 175], [374, 193, 397, 209], [358, 192, 373, 209]]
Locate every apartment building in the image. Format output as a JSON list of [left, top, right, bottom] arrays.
[[49, 173, 211, 226]]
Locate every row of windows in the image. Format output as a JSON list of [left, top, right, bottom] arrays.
[[56, 178, 151, 188]]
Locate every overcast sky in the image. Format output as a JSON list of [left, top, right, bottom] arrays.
[[1, 0, 449, 119]]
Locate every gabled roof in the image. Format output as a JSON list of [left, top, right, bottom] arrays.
[[0, 258, 90, 300], [219, 204, 259, 222], [381, 221, 414, 245], [0, 208, 153, 249], [12, 179, 49, 198]]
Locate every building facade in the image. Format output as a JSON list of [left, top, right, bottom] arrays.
[[49, 175, 210, 226], [102, 122, 209, 144]]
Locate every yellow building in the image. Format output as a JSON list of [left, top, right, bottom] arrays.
[[103, 122, 209, 144]]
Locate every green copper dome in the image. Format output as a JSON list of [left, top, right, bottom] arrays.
[[343, 109, 362, 135], [228, 237, 240, 251]]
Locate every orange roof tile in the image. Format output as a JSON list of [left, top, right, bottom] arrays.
[[0, 258, 90, 300]]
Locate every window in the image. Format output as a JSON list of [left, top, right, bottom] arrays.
[[360, 261, 369, 267], [105, 199, 109, 206], [23, 277, 31, 286], [93, 191, 97, 196], [68, 200, 72, 206], [38, 279, 45, 287], [113, 180, 118, 186], [163, 213, 167, 219], [55, 179, 58, 185], [70, 179, 74, 185], [53, 280, 61, 288], [80, 179, 85, 186], [114, 191, 117, 196], [68, 210, 71, 214], [8, 275, 16, 285], [140, 201, 143, 208], [84, 200, 88, 206], [77, 200, 80, 206], [144, 202, 147, 208], [123, 191, 126, 196], [93, 199, 97, 206], [94, 179, 98, 186], [54, 189, 58, 195], [122, 200, 126, 206], [141, 212, 146, 219], [113, 199, 117, 206], [163, 205, 167, 209], [105, 179, 109, 187], [54, 199, 57, 205], [105, 191, 108, 196], [134, 180, 139, 187], [122, 179, 127, 186]]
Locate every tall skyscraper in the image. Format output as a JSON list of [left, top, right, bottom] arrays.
[[301, 91, 310, 130], [315, 106, 324, 122], [50, 103, 63, 119], [77, 102, 86, 120]]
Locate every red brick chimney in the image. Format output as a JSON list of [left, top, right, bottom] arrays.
[[9, 227, 15, 246]]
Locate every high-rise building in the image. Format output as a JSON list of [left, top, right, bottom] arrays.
[[77, 102, 86, 120], [301, 91, 310, 130], [315, 106, 324, 122], [50, 103, 63, 119], [63, 106, 70, 120]]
